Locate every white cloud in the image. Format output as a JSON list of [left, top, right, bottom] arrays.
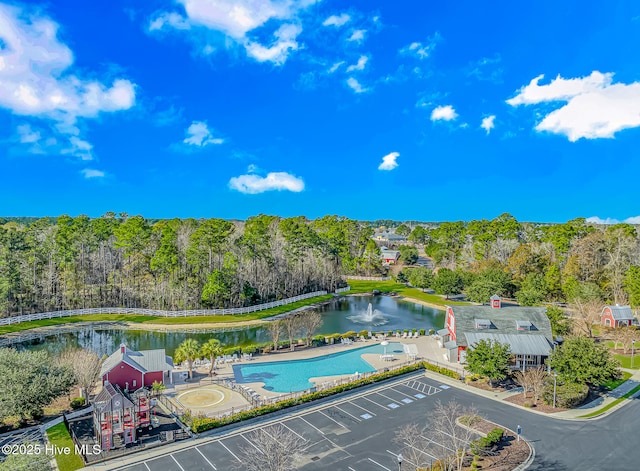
[[347, 29, 366, 42], [399, 33, 441, 60], [507, 71, 612, 106], [148, 11, 191, 31], [183, 121, 224, 147], [481, 115, 495, 134], [323, 13, 350, 27], [378, 152, 399, 171], [150, 0, 317, 65], [229, 171, 305, 194], [17, 124, 41, 143], [328, 61, 345, 73], [508, 71, 640, 141], [0, 4, 136, 159], [430, 105, 457, 122], [346, 77, 368, 93], [244, 23, 301, 65], [80, 168, 105, 179], [586, 216, 640, 225], [346, 55, 368, 72]]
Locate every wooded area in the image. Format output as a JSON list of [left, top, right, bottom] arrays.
[[2, 212, 640, 317], [0, 213, 377, 316]]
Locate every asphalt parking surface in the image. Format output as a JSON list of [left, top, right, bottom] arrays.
[[107, 372, 640, 471]]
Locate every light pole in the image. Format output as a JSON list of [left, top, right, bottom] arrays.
[[397, 453, 403, 471], [553, 372, 558, 409], [632, 340, 636, 369]]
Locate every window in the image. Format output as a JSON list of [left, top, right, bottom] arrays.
[[132, 380, 136, 387], [605, 318, 611, 326], [475, 319, 491, 329]]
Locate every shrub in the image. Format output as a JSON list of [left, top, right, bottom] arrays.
[[429, 328, 435, 335], [471, 428, 504, 455], [423, 361, 461, 379], [542, 381, 589, 408], [70, 397, 86, 410], [523, 402, 534, 408], [241, 345, 257, 354], [341, 331, 357, 339], [419, 329, 426, 335], [358, 330, 369, 338]]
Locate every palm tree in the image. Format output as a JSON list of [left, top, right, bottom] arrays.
[[201, 338, 224, 376], [174, 339, 201, 379], [151, 380, 166, 397]]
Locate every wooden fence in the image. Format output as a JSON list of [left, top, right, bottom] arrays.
[[346, 276, 392, 281], [0, 290, 329, 327]]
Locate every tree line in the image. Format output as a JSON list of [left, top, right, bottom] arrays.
[[398, 214, 640, 309], [0, 213, 379, 316]]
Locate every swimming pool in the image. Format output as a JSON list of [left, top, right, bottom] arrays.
[[232, 342, 405, 393]]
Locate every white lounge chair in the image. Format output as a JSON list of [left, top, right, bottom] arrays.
[[402, 332, 408, 339], [360, 336, 366, 342]]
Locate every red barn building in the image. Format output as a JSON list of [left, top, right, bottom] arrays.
[[439, 296, 553, 370], [601, 305, 635, 328], [100, 344, 173, 392]]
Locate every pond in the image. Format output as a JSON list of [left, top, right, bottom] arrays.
[[19, 295, 444, 357]]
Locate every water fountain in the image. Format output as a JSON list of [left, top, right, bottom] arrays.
[[346, 303, 389, 326]]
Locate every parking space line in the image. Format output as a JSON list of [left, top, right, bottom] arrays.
[[143, 462, 151, 471], [361, 396, 390, 410], [404, 442, 438, 461], [219, 440, 242, 462], [348, 467, 357, 471], [372, 391, 399, 403], [368, 457, 392, 470], [241, 434, 265, 454], [196, 447, 217, 469], [331, 405, 362, 422], [170, 455, 186, 471], [279, 422, 307, 441], [389, 386, 417, 399], [299, 416, 325, 435], [420, 434, 456, 453], [347, 401, 376, 416], [319, 410, 348, 429]]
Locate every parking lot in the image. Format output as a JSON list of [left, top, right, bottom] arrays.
[[118, 374, 459, 471], [0, 424, 44, 459]]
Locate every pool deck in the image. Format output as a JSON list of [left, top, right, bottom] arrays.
[[166, 335, 462, 415]]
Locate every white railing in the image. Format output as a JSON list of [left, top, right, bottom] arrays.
[[0, 291, 329, 327], [345, 276, 391, 281], [335, 286, 351, 293]]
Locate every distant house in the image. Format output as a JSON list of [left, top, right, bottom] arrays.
[[100, 344, 174, 392], [381, 248, 400, 265], [439, 296, 553, 371], [601, 305, 635, 328], [374, 231, 407, 244]]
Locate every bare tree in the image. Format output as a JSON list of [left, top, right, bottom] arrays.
[[394, 423, 431, 470], [396, 400, 481, 471], [59, 348, 102, 400], [620, 327, 640, 354], [570, 298, 603, 337], [513, 367, 547, 404], [282, 314, 301, 352], [267, 320, 283, 352], [234, 424, 305, 471], [298, 310, 322, 346]]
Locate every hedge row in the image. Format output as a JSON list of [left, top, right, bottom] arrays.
[[424, 361, 462, 379], [187, 362, 444, 433], [541, 381, 589, 408], [471, 427, 504, 455]]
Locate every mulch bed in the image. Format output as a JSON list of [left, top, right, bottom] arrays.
[[504, 392, 567, 413], [463, 419, 530, 471]]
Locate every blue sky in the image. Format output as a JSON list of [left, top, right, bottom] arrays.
[[1, 0, 640, 223]]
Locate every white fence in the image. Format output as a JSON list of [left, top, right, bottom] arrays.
[[346, 276, 392, 281], [0, 290, 330, 327], [335, 286, 351, 293]]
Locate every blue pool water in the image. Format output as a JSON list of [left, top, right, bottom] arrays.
[[232, 342, 405, 393]]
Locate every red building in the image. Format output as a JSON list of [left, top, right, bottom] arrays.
[[93, 383, 154, 451], [100, 344, 174, 392], [439, 296, 553, 370], [601, 305, 635, 328]]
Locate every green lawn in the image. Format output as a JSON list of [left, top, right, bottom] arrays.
[[0, 294, 334, 335], [46, 422, 85, 471], [603, 371, 632, 390], [578, 384, 640, 418], [614, 353, 640, 369], [345, 279, 468, 308]]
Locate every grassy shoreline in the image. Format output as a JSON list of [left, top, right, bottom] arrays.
[[0, 294, 334, 335], [345, 279, 468, 308]]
